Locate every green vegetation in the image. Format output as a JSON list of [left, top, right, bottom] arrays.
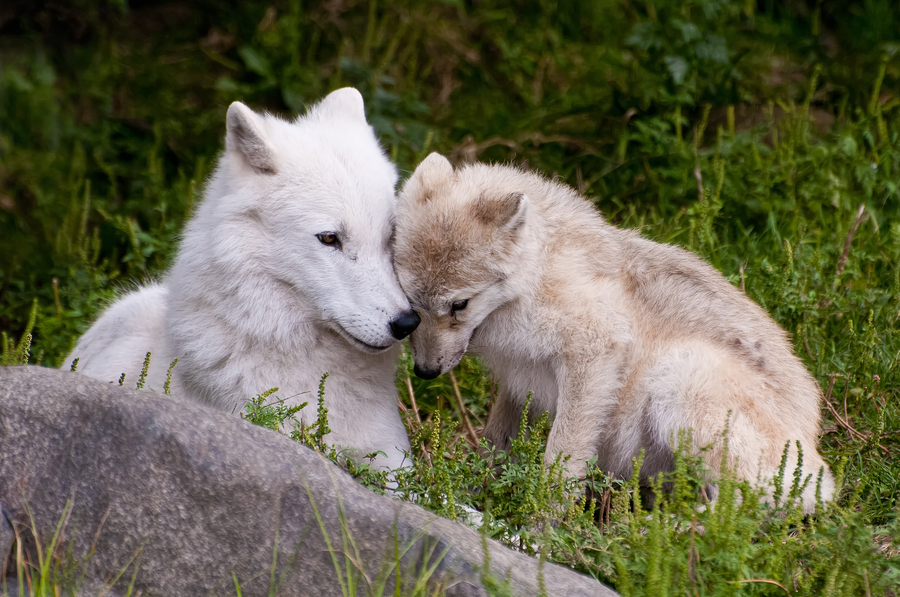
[[247, 372, 900, 595], [1, 500, 142, 597], [2, 0, 900, 594], [5, 491, 462, 597]]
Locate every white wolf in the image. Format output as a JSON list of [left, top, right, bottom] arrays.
[[63, 88, 420, 471], [392, 153, 834, 511]]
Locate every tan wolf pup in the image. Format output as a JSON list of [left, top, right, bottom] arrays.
[[392, 153, 834, 512]]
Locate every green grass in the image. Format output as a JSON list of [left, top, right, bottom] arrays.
[[2, 0, 900, 595], [1, 500, 143, 597], [4, 492, 470, 597]]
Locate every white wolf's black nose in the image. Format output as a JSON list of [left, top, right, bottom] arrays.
[[389, 310, 421, 340]]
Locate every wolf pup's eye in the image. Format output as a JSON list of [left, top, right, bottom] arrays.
[[450, 299, 469, 313], [316, 232, 341, 249]]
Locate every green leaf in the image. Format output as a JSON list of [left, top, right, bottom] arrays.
[[664, 56, 689, 85], [237, 46, 273, 78]]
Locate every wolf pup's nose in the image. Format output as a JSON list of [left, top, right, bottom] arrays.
[[413, 364, 441, 380], [389, 310, 421, 340]]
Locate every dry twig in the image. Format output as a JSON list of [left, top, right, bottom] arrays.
[[843, 377, 850, 423], [689, 516, 700, 597], [405, 377, 422, 425], [694, 166, 704, 202], [731, 579, 790, 594], [822, 375, 867, 442], [835, 203, 867, 277], [803, 335, 816, 362], [449, 370, 480, 448]]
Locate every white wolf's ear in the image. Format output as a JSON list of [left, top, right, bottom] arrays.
[[314, 87, 367, 124], [474, 192, 529, 233], [226, 102, 277, 175], [404, 153, 454, 204]]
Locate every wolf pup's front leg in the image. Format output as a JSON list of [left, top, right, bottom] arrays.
[[547, 343, 629, 481], [481, 389, 524, 455]]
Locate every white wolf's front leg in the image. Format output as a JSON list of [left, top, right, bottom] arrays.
[[546, 348, 628, 481]]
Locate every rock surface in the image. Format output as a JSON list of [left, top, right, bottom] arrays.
[[0, 503, 11, 578], [0, 366, 617, 596]]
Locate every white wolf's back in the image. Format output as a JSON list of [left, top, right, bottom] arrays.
[[62, 284, 180, 394]]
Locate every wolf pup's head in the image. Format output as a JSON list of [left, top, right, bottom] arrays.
[[393, 153, 530, 378], [220, 89, 419, 352]]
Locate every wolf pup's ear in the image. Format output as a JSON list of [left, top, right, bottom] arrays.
[[226, 102, 277, 175], [315, 88, 367, 124], [474, 192, 529, 234], [404, 153, 455, 205]]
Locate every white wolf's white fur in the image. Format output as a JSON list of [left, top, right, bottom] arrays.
[[392, 154, 834, 511], [64, 89, 414, 470]]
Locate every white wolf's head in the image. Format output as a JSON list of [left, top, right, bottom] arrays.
[[393, 153, 530, 378], [214, 89, 419, 351]]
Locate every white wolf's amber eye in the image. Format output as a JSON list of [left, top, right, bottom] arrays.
[[451, 299, 469, 313], [316, 232, 341, 248]]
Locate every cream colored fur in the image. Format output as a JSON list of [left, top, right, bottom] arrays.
[[392, 153, 834, 511]]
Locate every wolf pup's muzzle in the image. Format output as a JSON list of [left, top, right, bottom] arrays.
[[413, 363, 441, 380]]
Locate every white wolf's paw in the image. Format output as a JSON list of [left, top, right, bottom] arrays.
[[458, 503, 484, 529]]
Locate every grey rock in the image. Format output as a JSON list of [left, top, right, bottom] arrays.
[[0, 503, 11, 565], [2, 577, 121, 597], [1, 502, 12, 586], [0, 366, 617, 597]]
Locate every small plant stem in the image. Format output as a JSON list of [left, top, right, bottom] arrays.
[[467, 405, 484, 427], [405, 377, 422, 425], [52, 277, 61, 316], [822, 375, 866, 441], [448, 370, 480, 447], [843, 378, 850, 423], [835, 203, 866, 277], [674, 105, 682, 144], [731, 579, 790, 594], [694, 166, 704, 203], [803, 335, 816, 362], [86, 506, 112, 570], [164, 358, 179, 395], [689, 515, 699, 597], [135, 351, 151, 390]]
